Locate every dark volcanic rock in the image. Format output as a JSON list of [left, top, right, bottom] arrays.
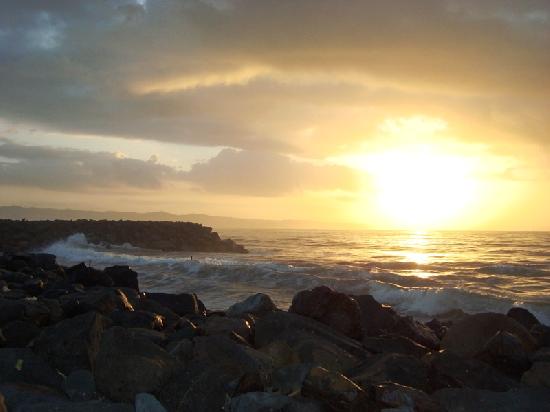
[[476, 330, 531, 378], [199, 315, 252, 342], [373, 383, 445, 412], [441, 312, 537, 358], [507, 307, 540, 330], [229, 392, 322, 412], [94, 326, 174, 402], [0, 348, 63, 388], [521, 361, 550, 388], [60, 287, 134, 316], [0, 298, 25, 326], [289, 286, 362, 339], [66, 263, 114, 288], [226, 293, 278, 318], [354, 294, 440, 349], [362, 334, 430, 358], [146, 292, 205, 317], [1, 320, 41, 347], [34, 311, 110, 374], [530, 323, 550, 347], [63, 369, 97, 401], [104, 266, 139, 291], [110, 309, 165, 331]]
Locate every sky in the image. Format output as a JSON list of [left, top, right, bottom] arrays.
[[0, 0, 549, 230]]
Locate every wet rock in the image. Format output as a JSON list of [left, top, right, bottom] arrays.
[[425, 319, 447, 340], [94, 326, 174, 402], [354, 294, 439, 350], [374, 383, 445, 412], [135, 393, 167, 412], [1, 320, 41, 347], [60, 288, 133, 317], [227, 293, 277, 318], [302, 366, 367, 411], [432, 387, 550, 412], [348, 353, 431, 393], [0, 348, 63, 388], [134, 298, 181, 330], [506, 307, 540, 331], [34, 311, 110, 374], [104, 266, 139, 292], [530, 323, 550, 347], [425, 350, 519, 392], [441, 312, 537, 358], [23, 279, 45, 296], [362, 334, 430, 358], [200, 315, 252, 342], [476, 330, 531, 378], [63, 369, 97, 401], [110, 309, 165, 330], [146, 292, 206, 317], [290, 286, 362, 339], [229, 392, 322, 412], [521, 361, 550, 388], [66, 263, 114, 288]]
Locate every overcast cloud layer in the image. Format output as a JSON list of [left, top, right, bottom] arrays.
[[0, 0, 549, 156]]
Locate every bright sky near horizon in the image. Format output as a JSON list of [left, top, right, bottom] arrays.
[[1, 0, 549, 230]]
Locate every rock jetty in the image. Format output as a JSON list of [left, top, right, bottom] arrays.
[[0, 220, 247, 253], [1, 252, 550, 411]]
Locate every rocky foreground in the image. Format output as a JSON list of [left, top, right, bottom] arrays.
[[0, 253, 550, 412], [0, 220, 247, 253]]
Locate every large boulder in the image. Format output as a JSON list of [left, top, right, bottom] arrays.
[[103, 266, 139, 291], [226, 293, 277, 318], [60, 288, 134, 317], [94, 327, 174, 402], [506, 307, 540, 331], [476, 330, 531, 378], [34, 311, 110, 374], [289, 286, 362, 339], [66, 263, 113, 288], [521, 361, 550, 388], [145, 292, 206, 317], [110, 310, 165, 331], [433, 387, 550, 412], [199, 315, 252, 342], [425, 350, 519, 392], [362, 334, 430, 358], [63, 369, 97, 402], [441, 313, 537, 358], [354, 294, 440, 349], [1, 320, 41, 347], [0, 348, 63, 389]]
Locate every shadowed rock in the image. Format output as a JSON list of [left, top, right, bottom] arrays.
[[227, 293, 277, 318], [507, 307, 540, 331]]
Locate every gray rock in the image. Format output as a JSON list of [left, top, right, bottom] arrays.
[[63, 370, 96, 401], [433, 387, 550, 412], [135, 393, 167, 412], [227, 293, 277, 318], [94, 326, 174, 402], [34, 311, 110, 374], [0, 348, 63, 389]]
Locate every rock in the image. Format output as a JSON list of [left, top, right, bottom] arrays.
[[425, 319, 447, 340], [521, 361, 550, 388], [110, 310, 165, 330], [66, 263, 114, 288], [354, 294, 439, 350], [228, 392, 322, 412], [348, 353, 431, 393], [374, 383, 445, 412], [433, 387, 550, 412], [362, 334, 430, 358], [507, 307, 540, 330], [134, 298, 181, 330], [259, 341, 301, 368], [94, 326, 174, 402], [103, 266, 139, 291], [302, 366, 367, 411], [23, 278, 45, 296], [0, 393, 5, 412], [126, 328, 166, 346], [200, 315, 252, 342], [60, 288, 134, 317], [0, 383, 67, 411], [0, 348, 63, 388], [425, 350, 519, 392], [166, 318, 200, 343], [255, 311, 368, 362], [226, 293, 277, 318], [271, 363, 312, 395], [1, 320, 41, 347], [135, 393, 167, 412], [34, 311, 110, 374], [289, 286, 362, 339], [476, 330, 531, 378], [530, 323, 550, 347], [168, 339, 194, 364], [441, 313, 537, 358], [145, 292, 206, 317], [530, 347, 550, 363], [0, 299, 25, 326]]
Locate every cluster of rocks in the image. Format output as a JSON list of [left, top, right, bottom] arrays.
[[1, 253, 550, 411], [0, 220, 248, 253]]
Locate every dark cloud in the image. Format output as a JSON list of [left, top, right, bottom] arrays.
[[0, 0, 548, 152], [0, 139, 360, 195]]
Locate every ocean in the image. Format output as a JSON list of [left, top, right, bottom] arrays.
[[41, 229, 550, 324]]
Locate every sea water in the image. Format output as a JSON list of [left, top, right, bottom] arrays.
[[42, 230, 550, 324]]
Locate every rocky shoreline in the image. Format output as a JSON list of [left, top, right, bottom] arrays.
[[0, 253, 549, 411], [0, 220, 248, 254]]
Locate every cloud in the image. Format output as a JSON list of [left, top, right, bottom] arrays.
[[183, 148, 361, 196], [0, 0, 548, 154], [0, 139, 360, 195]]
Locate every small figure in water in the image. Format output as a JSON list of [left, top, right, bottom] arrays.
[[190, 256, 193, 260]]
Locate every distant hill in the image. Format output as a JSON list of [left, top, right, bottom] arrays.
[[0, 206, 329, 230]]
